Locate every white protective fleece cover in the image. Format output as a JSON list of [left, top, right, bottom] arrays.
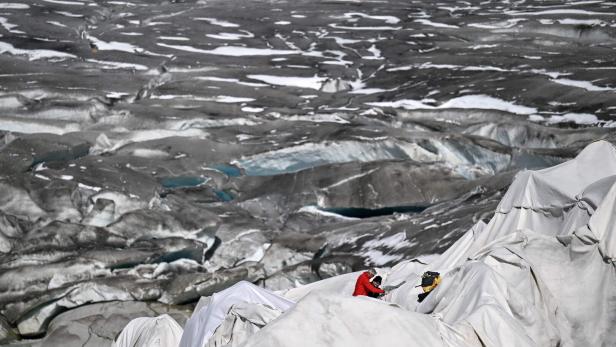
[[179, 281, 295, 347], [205, 301, 284, 347], [112, 314, 183, 347], [239, 140, 616, 347]]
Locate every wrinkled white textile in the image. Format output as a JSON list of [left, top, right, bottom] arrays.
[[205, 301, 283, 347], [244, 294, 452, 347], [112, 314, 183, 347], [179, 281, 294, 347]]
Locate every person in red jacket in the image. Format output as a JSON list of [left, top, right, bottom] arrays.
[[352, 269, 385, 297]]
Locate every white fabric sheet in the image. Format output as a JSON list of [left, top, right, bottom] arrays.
[[179, 281, 294, 347], [112, 314, 183, 347]]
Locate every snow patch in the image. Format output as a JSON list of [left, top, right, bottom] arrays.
[[131, 148, 169, 158], [332, 12, 400, 24], [0, 3, 29, 9], [194, 17, 239, 27], [197, 76, 267, 87], [0, 17, 24, 34], [388, 62, 511, 73], [78, 183, 102, 192], [328, 24, 401, 30], [363, 232, 408, 251], [43, 0, 85, 5], [467, 19, 526, 29], [286, 114, 350, 124], [325, 168, 379, 189], [86, 59, 148, 70], [547, 113, 599, 125], [241, 106, 265, 113], [88, 35, 169, 57], [507, 9, 613, 16], [298, 206, 359, 220], [552, 78, 614, 92], [363, 249, 404, 266], [0, 41, 76, 61], [157, 43, 297, 56], [556, 18, 607, 25], [367, 94, 537, 115], [414, 19, 459, 28], [151, 94, 255, 103], [46, 21, 67, 28], [206, 30, 254, 41], [54, 11, 83, 18], [158, 36, 190, 41], [247, 75, 328, 90]]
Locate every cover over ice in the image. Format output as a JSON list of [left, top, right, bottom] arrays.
[[112, 314, 183, 347], [179, 281, 294, 347], [205, 301, 284, 347]]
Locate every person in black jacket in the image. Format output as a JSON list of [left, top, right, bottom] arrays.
[[367, 276, 384, 298]]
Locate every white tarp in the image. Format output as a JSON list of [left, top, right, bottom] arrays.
[[205, 301, 284, 347], [112, 314, 183, 347], [179, 281, 294, 347]]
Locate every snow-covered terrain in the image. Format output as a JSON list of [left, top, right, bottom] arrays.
[[0, 0, 615, 345]]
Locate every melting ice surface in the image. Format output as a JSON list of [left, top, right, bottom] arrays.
[[211, 164, 242, 177], [224, 135, 510, 178], [234, 140, 421, 176]]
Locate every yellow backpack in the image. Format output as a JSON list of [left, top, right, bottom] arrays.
[[418, 271, 441, 302]]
